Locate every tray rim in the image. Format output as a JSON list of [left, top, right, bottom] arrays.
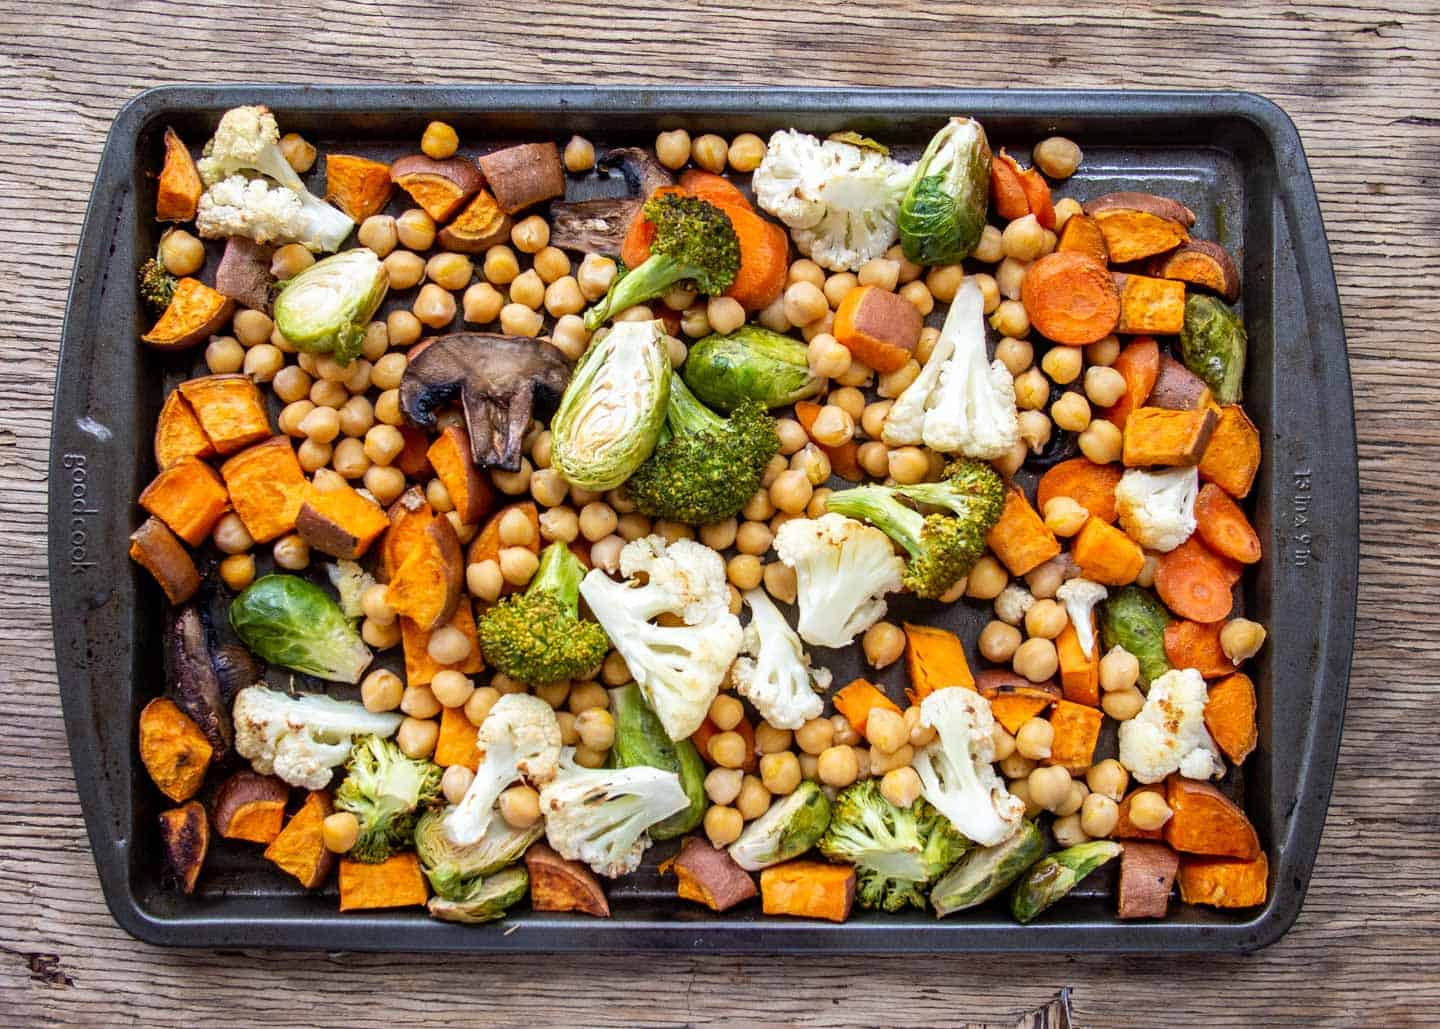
[[48, 83, 1357, 954]]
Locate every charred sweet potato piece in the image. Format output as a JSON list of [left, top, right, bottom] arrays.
[[264, 791, 336, 889], [437, 189, 511, 253], [156, 127, 202, 222], [139, 697, 213, 802], [213, 770, 289, 844], [1177, 852, 1268, 908], [1148, 355, 1213, 411], [215, 238, 275, 313], [526, 841, 609, 916], [833, 285, 922, 373], [428, 424, 494, 526], [1163, 776, 1261, 860], [219, 436, 309, 543], [672, 836, 758, 912], [324, 153, 394, 221], [1113, 273, 1186, 335], [1085, 192, 1195, 263], [390, 154, 484, 223], [295, 480, 390, 560], [761, 860, 856, 922], [1205, 673, 1258, 765], [477, 142, 565, 214], [1055, 212, 1109, 265], [1072, 515, 1145, 586], [178, 374, 272, 455], [985, 487, 1061, 577], [903, 622, 975, 703], [339, 853, 429, 911], [1118, 841, 1180, 920], [386, 514, 464, 631], [129, 516, 201, 604], [402, 600, 484, 687], [1122, 406, 1218, 468], [138, 458, 229, 546], [158, 800, 209, 894], [142, 278, 235, 350], [1045, 700, 1104, 772], [154, 389, 215, 470], [976, 671, 1061, 735], [1198, 405, 1261, 499], [1146, 240, 1240, 303], [1115, 784, 1166, 841]]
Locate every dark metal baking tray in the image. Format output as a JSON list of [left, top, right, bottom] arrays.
[[49, 85, 1356, 953]]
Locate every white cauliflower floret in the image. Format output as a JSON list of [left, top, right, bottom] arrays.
[[1055, 578, 1108, 658], [731, 589, 830, 730], [774, 514, 905, 649], [444, 694, 562, 845], [883, 279, 1019, 459], [752, 129, 915, 272], [578, 536, 743, 741], [1114, 466, 1199, 553], [912, 688, 1024, 847], [1118, 668, 1223, 784], [231, 685, 402, 790], [539, 751, 690, 877], [993, 584, 1035, 626]]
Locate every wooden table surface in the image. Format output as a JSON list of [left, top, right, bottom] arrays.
[[3, 1, 1437, 1025]]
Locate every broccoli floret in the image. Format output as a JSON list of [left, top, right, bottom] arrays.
[[626, 375, 780, 525], [895, 457, 1007, 529], [818, 779, 969, 911], [334, 735, 443, 864], [824, 485, 982, 600], [584, 192, 741, 328], [479, 541, 610, 685], [138, 247, 177, 313]]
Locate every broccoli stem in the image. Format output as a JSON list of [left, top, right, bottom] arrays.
[[824, 486, 926, 560], [665, 375, 728, 438], [584, 252, 686, 329], [530, 541, 587, 614]]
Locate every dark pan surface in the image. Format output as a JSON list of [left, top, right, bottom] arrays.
[[49, 86, 1356, 953]]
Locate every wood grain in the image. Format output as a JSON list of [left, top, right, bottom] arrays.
[[1, 1, 1438, 1026]]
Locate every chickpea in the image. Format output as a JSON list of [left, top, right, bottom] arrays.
[[1102, 685, 1146, 721], [392, 208, 435, 252], [1221, 618, 1268, 664], [831, 714, 861, 747], [441, 764, 475, 807], [1033, 136, 1083, 179], [993, 441, 1026, 479], [727, 133, 766, 172], [987, 339, 1030, 380], [1099, 646, 1141, 692], [922, 263, 964, 303], [783, 281, 828, 327], [570, 501, 612, 543], [835, 358, 873, 390], [806, 333, 851, 379], [482, 244, 520, 286], [385, 309, 422, 349], [496, 506, 536, 548], [1018, 410, 1053, 454], [217, 553, 254, 591], [864, 707, 908, 755], [740, 488, 775, 523], [995, 257, 1028, 302], [494, 784, 541, 829], [855, 441, 888, 479], [426, 625, 472, 666], [202, 335, 243, 375], [534, 505, 579, 545], [529, 679, 568, 710], [331, 437, 369, 479], [509, 215, 550, 254], [1129, 790, 1174, 831], [976, 620, 1021, 663], [267, 367, 310, 408], [264, 243, 313, 282], [654, 128, 692, 170], [969, 273, 999, 316], [1025, 598, 1069, 640], [572, 708, 615, 752], [269, 534, 308, 571], [242, 343, 284, 384], [990, 299, 1030, 339], [540, 316, 587, 364], [1014, 718, 1055, 761], [855, 259, 898, 293], [357, 214, 399, 257], [576, 253, 618, 301], [561, 133, 596, 173], [877, 358, 921, 399], [1024, 558, 1067, 600], [680, 305, 711, 339], [817, 745, 860, 789], [499, 303, 543, 338], [425, 477, 454, 515], [1086, 759, 1129, 803], [966, 556, 1008, 600], [1078, 418, 1124, 465], [396, 716, 439, 759], [1070, 793, 1117, 839], [791, 444, 831, 488], [990, 723, 1016, 762], [1028, 764, 1072, 812], [537, 276, 582, 319], [272, 130, 316, 173], [338, 395, 375, 438], [708, 694, 745, 733], [758, 471, 810, 519], [973, 224, 1005, 264], [1013, 637, 1059, 683], [323, 811, 360, 854], [862, 621, 905, 671], [1084, 365, 1127, 408], [1047, 198, 1080, 232], [1052, 392, 1092, 433], [1043, 496, 1090, 537], [910, 327, 939, 367], [1049, 812, 1088, 848], [1001, 214, 1046, 262], [524, 468, 563, 509], [727, 553, 764, 591], [1012, 367, 1049, 412], [1086, 335, 1121, 367], [885, 446, 928, 485], [999, 752, 1036, 780], [1041, 345, 1084, 386], [497, 545, 540, 587], [704, 804, 744, 847], [296, 439, 332, 473], [455, 687, 497, 729], [901, 280, 936, 316], [570, 683, 611, 716], [1009, 778, 1042, 818], [869, 743, 914, 776], [1136, 553, 1159, 590], [698, 295, 744, 337], [590, 535, 624, 573], [759, 752, 802, 796], [743, 721, 788, 756], [792, 717, 833, 757], [397, 683, 440, 721], [708, 730, 747, 770]]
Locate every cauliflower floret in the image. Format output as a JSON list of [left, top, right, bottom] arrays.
[[578, 536, 743, 741], [1118, 668, 1223, 784], [444, 694, 562, 845], [731, 589, 830, 730], [1114, 466, 1199, 553], [774, 514, 905, 649], [539, 751, 690, 877], [912, 688, 1024, 847], [993, 584, 1035, 626], [232, 685, 403, 790], [752, 129, 915, 272], [1055, 578, 1108, 658]]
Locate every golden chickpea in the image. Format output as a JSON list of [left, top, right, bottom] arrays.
[[510, 215, 550, 254], [1025, 598, 1069, 640], [503, 269, 542, 312], [753, 723, 793, 756], [791, 444, 831, 487], [898, 279, 934, 316], [498, 545, 540, 587], [759, 751, 802, 796], [1013, 367, 1050, 412], [532, 679, 570, 710], [1014, 718, 1055, 761], [655, 128, 691, 170], [990, 299, 1030, 339], [865, 707, 908, 755], [888, 446, 930, 485], [590, 535, 624, 574], [831, 714, 862, 747], [482, 244, 520, 286], [332, 438, 370, 479], [323, 811, 360, 854], [978, 620, 1023, 663], [1087, 335, 1121, 367], [971, 223, 1003, 263], [709, 730, 748, 770], [704, 805, 744, 847], [795, 717, 834, 756], [674, 131, 723, 173], [806, 333, 852, 379], [857, 259, 900, 292], [425, 669, 472, 711], [862, 622, 905, 671], [708, 694, 745, 733], [820, 272, 856, 310], [1025, 558, 1067, 600], [1002, 214, 1047, 262], [817, 745, 860, 789], [228, 307, 271, 348], [727, 553, 764, 591], [914, 326, 942, 365], [498, 784, 542, 829], [576, 253, 618, 301], [1013, 637, 1059, 683], [541, 276, 583, 319], [966, 556, 1008, 600], [1027, 764, 1072, 812], [528, 468, 567, 509], [870, 743, 914, 775], [394, 208, 436, 252], [205, 336, 245, 374], [1075, 792, 1117, 838], [563, 134, 595, 173], [272, 534, 310, 571], [992, 440, 1026, 479], [1050, 812, 1089, 848], [1033, 136, 1083, 179], [568, 681, 608, 713], [266, 242, 312, 281], [857, 441, 889, 479], [426, 477, 454, 514], [296, 439, 332, 473], [1044, 496, 1090, 537], [1084, 365, 1127, 408], [575, 708, 616, 751], [1052, 392, 1093, 433], [1078, 418, 1124, 465], [999, 752, 1036, 780], [419, 119, 460, 159], [500, 303, 543, 338], [528, 244, 567, 285], [1128, 790, 1174, 831], [268, 367, 310, 408], [700, 767, 743, 809], [1009, 778, 1042, 818], [573, 501, 614, 543], [995, 257, 1028, 302], [424, 253, 471, 293], [680, 305, 711, 338], [357, 669, 402, 714], [396, 716, 439, 759], [243, 343, 284, 383], [969, 273, 999, 316], [1041, 345, 1084, 386], [924, 263, 965, 303], [853, 402, 888, 441], [1102, 685, 1146, 721], [359, 584, 396, 629], [493, 506, 534, 549], [338, 394, 374, 437], [399, 683, 442, 720], [703, 295, 745, 336], [882, 244, 920, 284], [426, 625, 472, 666], [544, 315, 587, 362], [1086, 759, 1129, 803], [727, 133, 766, 172], [218, 553, 255, 591], [991, 723, 1016, 762], [385, 309, 423, 349], [440, 764, 475, 807], [872, 766, 919, 809], [835, 359, 874, 391], [1221, 618, 1268, 664], [762, 469, 810, 516], [1099, 646, 1141, 692], [538, 505, 579, 543], [877, 358, 922, 399], [357, 214, 399, 257], [783, 281, 828, 327], [1049, 197, 1082, 233]]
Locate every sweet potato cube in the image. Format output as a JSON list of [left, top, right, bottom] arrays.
[[832, 679, 902, 736], [156, 127, 203, 222], [673, 837, 758, 913], [1115, 784, 1166, 841], [323, 153, 394, 221], [1114, 273, 1186, 335], [984, 487, 1060, 576], [1177, 852, 1268, 908], [139, 458, 229, 546], [832, 285, 922, 373], [1056, 622, 1100, 706], [1072, 516, 1145, 586], [1045, 700, 1104, 772], [401, 600, 484, 687], [1122, 406, 1218, 468], [1090, 206, 1191, 263], [1118, 841, 1180, 920], [761, 860, 856, 922], [526, 842, 609, 916], [428, 425, 494, 526], [386, 515, 463, 631], [1163, 775, 1261, 860], [1198, 405, 1261, 498], [1205, 673, 1258, 765], [903, 622, 974, 703], [264, 791, 336, 889], [213, 771, 289, 844], [220, 436, 308, 543], [138, 697, 213, 802], [154, 389, 215, 469], [143, 278, 235, 350], [1163, 619, 1234, 679], [476, 143, 565, 215], [158, 800, 209, 894], [338, 853, 429, 912], [178, 374, 272, 455], [296, 481, 390, 560], [433, 703, 481, 770], [1147, 355, 1213, 412], [129, 516, 201, 604]]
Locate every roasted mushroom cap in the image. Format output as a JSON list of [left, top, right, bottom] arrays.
[[164, 604, 233, 761], [600, 147, 675, 197], [400, 333, 572, 471], [548, 148, 677, 254]]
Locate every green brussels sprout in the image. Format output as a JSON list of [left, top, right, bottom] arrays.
[[898, 117, 992, 266], [727, 780, 831, 871], [272, 249, 390, 365], [228, 574, 373, 683], [931, 819, 1045, 917], [414, 806, 545, 899], [682, 325, 824, 412], [550, 320, 672, 491], [609, 684, 706, 840], [426, 865, 529, 924], [1180, 294, 1247, 405], [1100, 586, 1172, 689], [1010, 840, 1122, 924]]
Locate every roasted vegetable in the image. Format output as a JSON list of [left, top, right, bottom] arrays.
[[898, 116, 991, 265], [129, 517, 201, 605], [728, 780, 831, 871], [214, 236, 275, 313], [334, 735, 442, 864], [139, 697, 213, 803], [931, 819, 1045, 917], [760, 860, 856, 922], [774, 514, 904, 650], [550, 319, 672, 491], [912, 687, 1026, 848], [1113, 272, 1186, 336], [1083, 192, 1194, 263], [539, 755, 690, 877], [1010, 840, 1123, 924], [385, 511, 464, 632], [156, 127, 203, 222], [1180, 294, 1247, 405], [178, 374, 272, 456], [427, 866, 529, 925], [213, 770, 289, 843], [1117, 840, 1180, 920], [138, 242, 178, 313], [163, 604, 233, 760], [1163, 776, 1261, 860], [609, 683, 707, 840], [264, 791, 336, 889], [1145, 240, 1240, 303], [323, 153, 394, 221], [272, 249, 389, 365], [682, 325, 822, 412], [389, 153, 484, 222], [1100, 586, 1173, 688], [229, 574, 373, 683], [525, 841, 610, 916], [142, 277, 235, 350], [478, 541, 610, 685], [415, 806, 544, 899], [731, 588, 830, 730], [671, 836, 758, 912], [825, 484, 985, 601], [905, 623, 975, 702], [1177, 852, 1268, 908], [444, 694, 561, 846], [158, 800, 209, 894], [1022, 252, 1121, 346], [231, 685, 402, 790], [218, 437, 308, 543], [153, 389, 213, 470], [296, 479, 390, 560], [476, 142, 565, 214], [338, 853, 429, 911], [1122, 406, 1218, 468]]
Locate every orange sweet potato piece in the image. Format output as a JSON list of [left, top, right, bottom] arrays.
[[129, 516, 201, 605], [903, 622, 974, 703], [1163, 775, 1261, 860], [178, 374, 272, 455], [794, 401, 861, 482], [296, 481, 390, 560], [154, 389, 215, 469], [1056, 623, 1100, 706], [434, 703, 481, 770], [138, 697, 213, 802], [1117, 841, 1180, 920], [984, 487, 1060, 577], [526, 841, 609, 916], [1103, 336, 1160, 430], [264, 791, 336, 889], [761, 860, 856, 922], [1154, 537, 1240, 623], [158, 800, 209, 894], [213, 770, 289, 844], [476, 142, 565, 215], [1177, 852, 1268, 908], [1198, 405, 1261, 499], [219, 436, 308, 543], [832, 679, 902, 736], [390, 153, 483, 222], [1021, 252, 1120, 346], [1122, 406, 1218, 468], [143, 278, 235, 350], [1036, 458, 1122, 524], [466, 501, 541, 595], [1113, 273, 1186, 335], [428, 425, 494, 526], [1072, 516, 1145, 586], [1194, 483, 1261, 564], [394, 425, 434, 479], [691, 714, 758, 773], [1163, 619, 1233, 678], [1055, 213, 1109, 265], [1115, 784, 1166, 841], [672, 836, 758, 912], [1148, 355, 1213, 412], [1085, 194, 1193, 263], [1205, 673, 1258, 766], [833, 285, 922, 373], [338, 852, 429, 912], [1145, 241, 1241, 304], [975, 671, 1061, 735], [401, 600, 484, 687], [381, 487, 433, 581], [138, 458, 229, 547], [156, 127, 202, 222], [323, 153, 394, 221], [1045, 700, 1104, 772], [437, 189, 511, 253], [386, 515, 464, 631]]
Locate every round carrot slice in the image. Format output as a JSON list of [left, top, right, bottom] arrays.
[[1021, 252, 1121, 345], [1154, 538, 1238, 622]]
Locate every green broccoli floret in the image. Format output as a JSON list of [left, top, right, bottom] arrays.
[[584, 193, 741, 329], [478, 541, 610, 684], [334, 735, 442, 864], [625, 375, 780, 525], [893, 457, 1007, 529], [819, 779, 968, 911], [824, 484, 982, 600], [138, 247, 177, 313]]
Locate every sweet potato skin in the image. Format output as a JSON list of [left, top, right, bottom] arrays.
[[1177, 852, 1268, 908], [1146, 240, 1241, 303], [129, 516, 201, 605], [139, 458, 230, 547], [985, 487, 1061, 577], [437, 190, 511, 253], [156, 127, 203, 222], [213, 771, 290, 844], [673, 836, 758, 912], [296, 481, 390, 560], [389, 154, 483, 222], [178, 374, 272, 455], [264, 791, 336, 889], [139, 697, 213, 802], [158, 800, 209, 894], [1118, 841, 1180, 919], [1163, 775, 1261, 860], [526, 841, 609, 916], [833, 285, 922, 373], [476, 143, 565, 214], [338, 853, 430, 911], [1148, 355, 1213, 411], [219, 436, 309, 544], [761, 860, 856, 922], [976, 671, 1061, 735]]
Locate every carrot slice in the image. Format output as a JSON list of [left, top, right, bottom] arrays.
[[678, 169, 751, 210], [1154, 537, 1240, 622], [1036, 458, 1122, 524], [1021, 252, 1121, 345], [990, 152, 1030, 222], [1103, 336, 1160, 430], [619, 185, 686, 269], [1194, 483, 1262, 564]]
